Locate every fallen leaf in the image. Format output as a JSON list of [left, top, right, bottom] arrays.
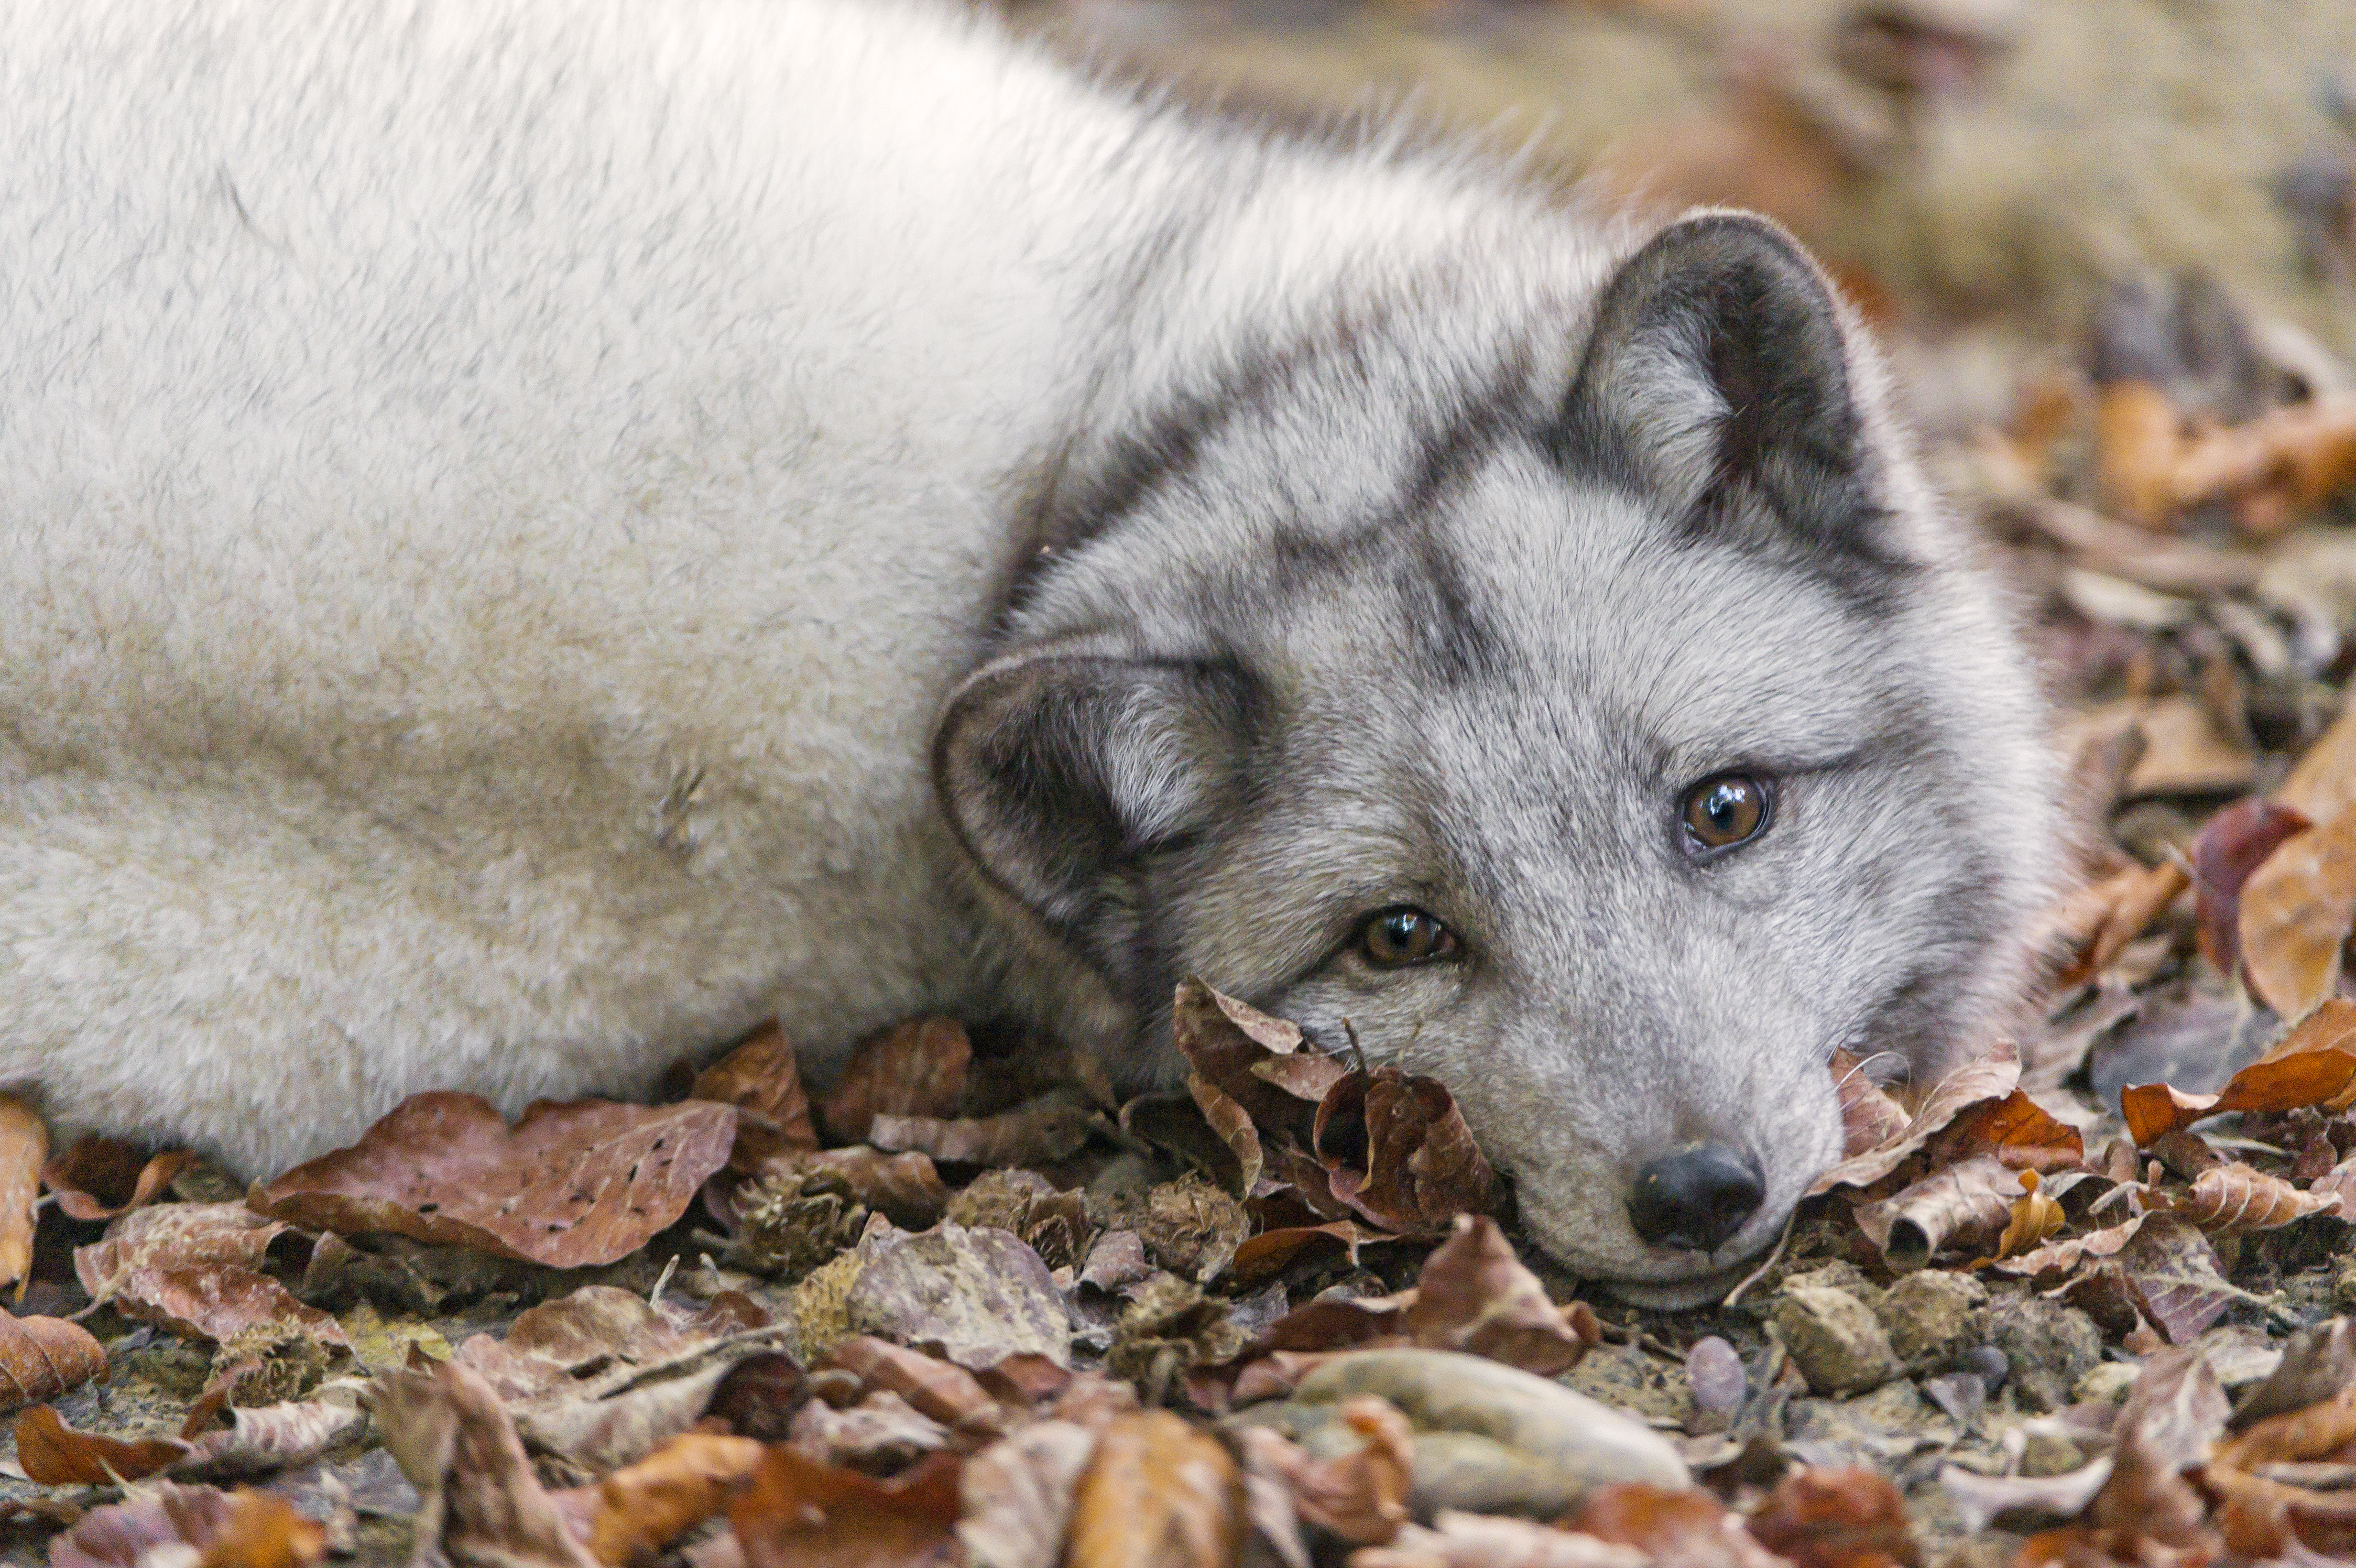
[[110, 1266, 349, 1349], [2106, 1214, 2238, 1344], [1237, 1396, 1411, 1545], [1988, 1212, 2148, 1282], [1854, 1156, 2021, 1271], [1352, 1513, 1646, 1568], [730, 1146, 949, 1231], [15, 1405, 193, 1484], [821, 1019, 971, 1145], [728, 1447, 962, 1568], [1928, 1089, 2086, 1174], [2240, 804, 2356, 1018], [0, 1313, 108, 1408], [0, 1097, 44, 1298], [370, 1357, 600, 1568], [1744, 1466, 1920, 1568], [2192, 797, 2313, 975], [1397, 1215, 1596, 1375], [2151, 1162, 2340, 1235], [1998, 1169, 2067, 1259], [177, 1401, 370, 1481], [2052, 858, 2191, 986], [1568, 1482, 1787, 1567], [254, 1092, 736, 1268], [694, 1024, 818, 1164], [1807, 1044, 2023, 1195], [1067, 1411, 1239, 1568], [2087, 1345, 2228, 1556], [957, 1420, 1101, 1568], [2278, 704, 2356, 827], [76, 1203, 288, 1297], [1228, 1221, 1399, 1285], [844, 1221, 1072, 1371], [1314, 1068, 1495, 1233], [869, 1093, 1093, 1167], [817, 1336, 1007, 1437], [789, 1391, 952, 1471], [2206, 1386, 2356, 1557], [2316, 1154, 2356, 1220], [578, 1430, 766, 1566], [43, 1138, 200, 1224], [1830, 1050, 1909, 1157], [50, 1485, 325, 1568], [2121, 1003, 2356, 1143]]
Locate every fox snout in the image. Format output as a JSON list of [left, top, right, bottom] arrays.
[[1625, 1142, 1766, 1254]]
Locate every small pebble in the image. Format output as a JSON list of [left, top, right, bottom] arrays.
[[1962, 1344, 2009, 1392], [1685, 1336, 1746, 1431]]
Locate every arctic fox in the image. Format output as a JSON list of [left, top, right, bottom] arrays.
[[0, 0, 2057, 1299]]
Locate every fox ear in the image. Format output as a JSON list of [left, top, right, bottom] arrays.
[[1558, 212, 1897, 568], [933, 652, 1259, 970]]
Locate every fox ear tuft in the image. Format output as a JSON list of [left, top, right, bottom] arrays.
[[933, 652, 1258, 975], [1557, 212, 1898, 568]]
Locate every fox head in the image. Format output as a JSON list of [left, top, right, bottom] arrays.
[[935, 210, 2059, 1302]]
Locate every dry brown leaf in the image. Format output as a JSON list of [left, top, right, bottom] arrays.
[[2207, 1388, 2356, 1558], [1237, 1397, 1410, 1546], [2088, 1345, 2229, 1555], [1313, 1067, 1494, 1233], [1929, 1088, 2087, 1174], [1744, 1466, 1921, 1568], [957, 1420, 1101, 1568], [2052, 859, 2192, 986], [1352, 1513, 1646, 1568], [2240, 803, 2356, 1018], [869, 1093, 1092, 1167], [731, 1146, 950, 1231], [2095, 380, 2186, 526], [2316, 1154, 2356, 1220], [2193, 796, 2316, 976], [117, 1266, 349, 1349], [0, 1096, 44, 1299], [1067, 1410, 1239, 1568], [1228, 1220, 1397, 1285], [2102, 1214, 2237, 1344], [2121, 1002, 2356, 1143], [2125, 695, 2257, 797], [578, 1431, 766, 1566], [50, 1485, 325, 1568], [1855, 1155, 2021, 1271], [818, 1336, 1008, 1437], [2170, 391, 2356, 514], [1830, 1049, 1908, 1157], [177, 1401, 369, 1481], [2150, 1162, 2340, 1235], [76, 1203, 287, 1296], [15, 1404, 192, 1484], [1568, 1482, 1787, 1567], [2277, 703, 2356, 827], [371, 1357, 601, 1568], [1997, 1168, 2066, 1259], [695, 1024, 818, 1166], [43, 1138, 200, 1224], [1398, 1215, 1596, 1375], [820, 1018, 971, 1145], [729, 1447, 962, 1568], [1988, 1212, 2148, 1282], [254, 1092, 735, 1268], [0, 1313, 108, 1409], [1806, 1043, 2023, 1195], [789, 1391, 952, 1471]]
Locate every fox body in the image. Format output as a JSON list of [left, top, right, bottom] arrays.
[[0, 0, 2058, 1298]]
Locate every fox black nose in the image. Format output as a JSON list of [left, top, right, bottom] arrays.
[[1627, 1144, 1765, 1252]]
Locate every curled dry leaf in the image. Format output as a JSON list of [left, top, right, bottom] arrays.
[[2121, 1001, 2356, 1144], [1238, 1396, 1412, 1546], [869, 1092, 1093, 1167], [370, 1357, 600, 1568], [1067, 1411, 1239, 1568], [1989, 1212, 2148, 1282], [728, 1447, 962, 1568], [15, 1404, 193, 1484], [694, 1023, 817, 1165], [2315, 1154, 2356, 1220], [2083, 1346, 2229, 1557], [1830, 1050, 1908, 1157], [820, 1018, 971, 1145], [254, 1092, 736, 1269], [76, 1203, 287, 1296], [2191, 796, 2312, 975], [578, 1430, 766, 1567], [1568, 1483, 1787, 1568], [1928, 1088, 2086, 1175], [1806, 1043, 2022, 1195], [2054, 860, 2190, 988], [2096, 1214, 2237, 1345], [1998, 1168, 2067, 1259], [1351, 1513, 1645, 1568], [1228, 1220, 1398, 1285], [1744, 1466, 1921, 1568], [1397, 1215, 1596, 1375], [790, 1391, 952, 1472], [957, 1420, 1100, 1568], [1854, 1156, 2021, 1272], [177, 1400, 370, 1481], [1314, 1068, 1494, 1234], [2150, 1162, 2340, 1235], [43, 1137, 200, 1224], [111, 1266, 349, 1350], [2239, 804, 2356, 1019], [2206, 1387, 2356, 1557], [0, 1313, 108, 1409], [50, 1485, 325, 1568], [0, 1095, 44, 1297], [818, 1335, 1008, 1437]]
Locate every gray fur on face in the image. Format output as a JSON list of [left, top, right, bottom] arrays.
[[939, 214, 2060, 1301]]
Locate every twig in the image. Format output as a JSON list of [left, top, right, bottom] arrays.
[[1722, 1208, 1800, 1308]]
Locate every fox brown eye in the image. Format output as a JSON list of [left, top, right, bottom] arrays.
[[1681, 774, 1770, 852], [1358, 906, 1458, 968]]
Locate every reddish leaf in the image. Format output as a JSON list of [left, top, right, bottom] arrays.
[[869, 1094, 1092, 1167], [820, 1019, 971, 1145], [1569, 1483, 1787, 1567], [253, 1092, 735, 1268], [1929, 1090, 2086, 1174], [15, 1405, 190, 1484], [2191, 796, 2312, 975], [0, 1314, 107, 1409], [1236, 1397, 1410, 1546], [75, 1203, 286, 1295], [576, 1430, 767, 1566], [817, 1337, 1008, 1437], [2240, 805, 2356, 1017], [1830, 1050, 1908, 1157], [43, 1139, 199, 1225], [694, 1024, 818, 1163], [1398, 1215, 1596, 1375], [49, 1485, 324, 1568], [1313, 1068, 1494, 1233], [1066, 1411, 1239, 1568], [2121, 1000, 2356, 1143], [729, 1446, 962, 1568], [2149, 1162, 2339, 1235], [105, 1265, 348, 1349], [1806, 1044, 2023, 1196], [1744, 1466, 1920, 1568], [0, 1097, 43, 1300]]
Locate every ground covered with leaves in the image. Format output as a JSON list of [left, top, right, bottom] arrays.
[[11, 3, 2356, 1567]]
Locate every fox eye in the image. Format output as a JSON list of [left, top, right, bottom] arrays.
[[1357, 906, 1458, 968], [1680, 773, 1771, 853]]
